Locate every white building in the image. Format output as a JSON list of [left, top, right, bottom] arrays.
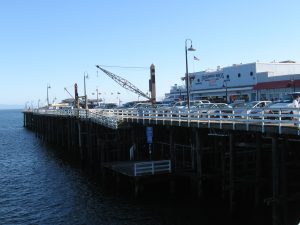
[[166, 61, 300, 102]]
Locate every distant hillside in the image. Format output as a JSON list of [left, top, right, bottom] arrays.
[[0, 104, 23, 110]]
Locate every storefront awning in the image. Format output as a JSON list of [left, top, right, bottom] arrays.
[[253, 80, 300, 90]]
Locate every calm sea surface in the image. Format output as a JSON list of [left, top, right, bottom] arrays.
[[0, 109, 269, 225]]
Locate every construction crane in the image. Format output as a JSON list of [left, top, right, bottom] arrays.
[[96, 65, 150, 100]]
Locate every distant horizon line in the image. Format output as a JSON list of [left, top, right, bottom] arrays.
[[0, 104, 23, 110]]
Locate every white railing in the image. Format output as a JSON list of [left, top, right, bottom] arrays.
[[28, 107, 300, 134], [133, 160, 171, 176]]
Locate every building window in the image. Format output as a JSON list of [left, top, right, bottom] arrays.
[[250, 71, 253, 76], [238, 73, 241, 78], [226, 74, 230, 79], [197, 79, 200, 82]]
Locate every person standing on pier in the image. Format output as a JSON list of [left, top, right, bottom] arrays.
[[292, 94, 300, 125]]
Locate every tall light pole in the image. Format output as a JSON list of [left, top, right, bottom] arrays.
[[84, 72, 88, 109], [185, 39, 196, 109], [47, 84, 51, 107], [96, 88, 99, 106], [25, 101, 29, 110], [117, 92, 121, 106]]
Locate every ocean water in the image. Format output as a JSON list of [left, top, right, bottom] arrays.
[[0, 109, 271, 225]]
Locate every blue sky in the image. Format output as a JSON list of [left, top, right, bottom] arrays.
[[1, 0, 300, 107]]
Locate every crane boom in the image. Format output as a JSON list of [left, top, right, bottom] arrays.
[[96, 65, 150, 100], [64, 87, 75, 99]]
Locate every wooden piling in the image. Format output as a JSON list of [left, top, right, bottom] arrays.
[[255, 134, 262, 206], [229, 133, 235, 213], [195, 129, 203, 198], [272, 136, 280, 225]]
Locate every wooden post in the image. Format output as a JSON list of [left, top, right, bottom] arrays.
[[195, 129, 203, 198], [229, 133, 235, 213], [255, 134, 262, 206], [78, 121, 83, 160], [281, 138, 288, 225], [272, 136, 280, 225], [169, 128, 175, 172], [134, 178, 140, 199]]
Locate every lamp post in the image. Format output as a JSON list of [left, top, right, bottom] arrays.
[[117, 92, 121, 106], [185, 39, 196, 109], [223, 79, 230, 103], [96, 88, 99, 106], [84, 72, 88, 109], [47, 84, 51, 107], [291, 76, 296, 92], [25, 101, 29, 110]]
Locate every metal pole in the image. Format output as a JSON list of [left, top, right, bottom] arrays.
[[96, 88, 99, 106], [225, 81, 228, 103], [47, 86, 49, 107], [226, 84, 228, 103], [224, 79, 230, 103], [84, 72, 88, 109], [185, 41, 190, 109], [185, 39, 196, 109], [293, 76, 296, 92], [47, 84, 50, 107]]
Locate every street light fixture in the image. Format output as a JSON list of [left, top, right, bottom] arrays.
[[84, 72, 89, 109], [185, 39, 196, 109], [47, 84, 51, 107]]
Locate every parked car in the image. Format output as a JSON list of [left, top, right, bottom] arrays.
[[189, 103, 232, 118], [265, 93, 300, 120], [232, 101, 272, 118]]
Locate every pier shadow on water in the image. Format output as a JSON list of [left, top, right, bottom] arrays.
[[44, 144, 275, 225]]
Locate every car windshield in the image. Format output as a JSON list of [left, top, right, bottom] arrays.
[[215, 104, 232, 109], [280, 94, 293, 103], [197, 103, 212, 108], [230, 102, 246, 108], [245, 102, 259, 108], [174, 102, 187, 107]]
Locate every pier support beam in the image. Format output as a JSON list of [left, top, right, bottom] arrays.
[[281, 138, 288, 225], [169, 128, 175, 172], [78, 121, 83, 161], [229, 133, 235, 213], [134, 178, 140, 199], [195, 129, 203, 198], [255, 134, 262, 206], [272, 136, 280, 225]]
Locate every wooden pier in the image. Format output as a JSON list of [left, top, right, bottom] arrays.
[[23, 110, 300, 225]]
